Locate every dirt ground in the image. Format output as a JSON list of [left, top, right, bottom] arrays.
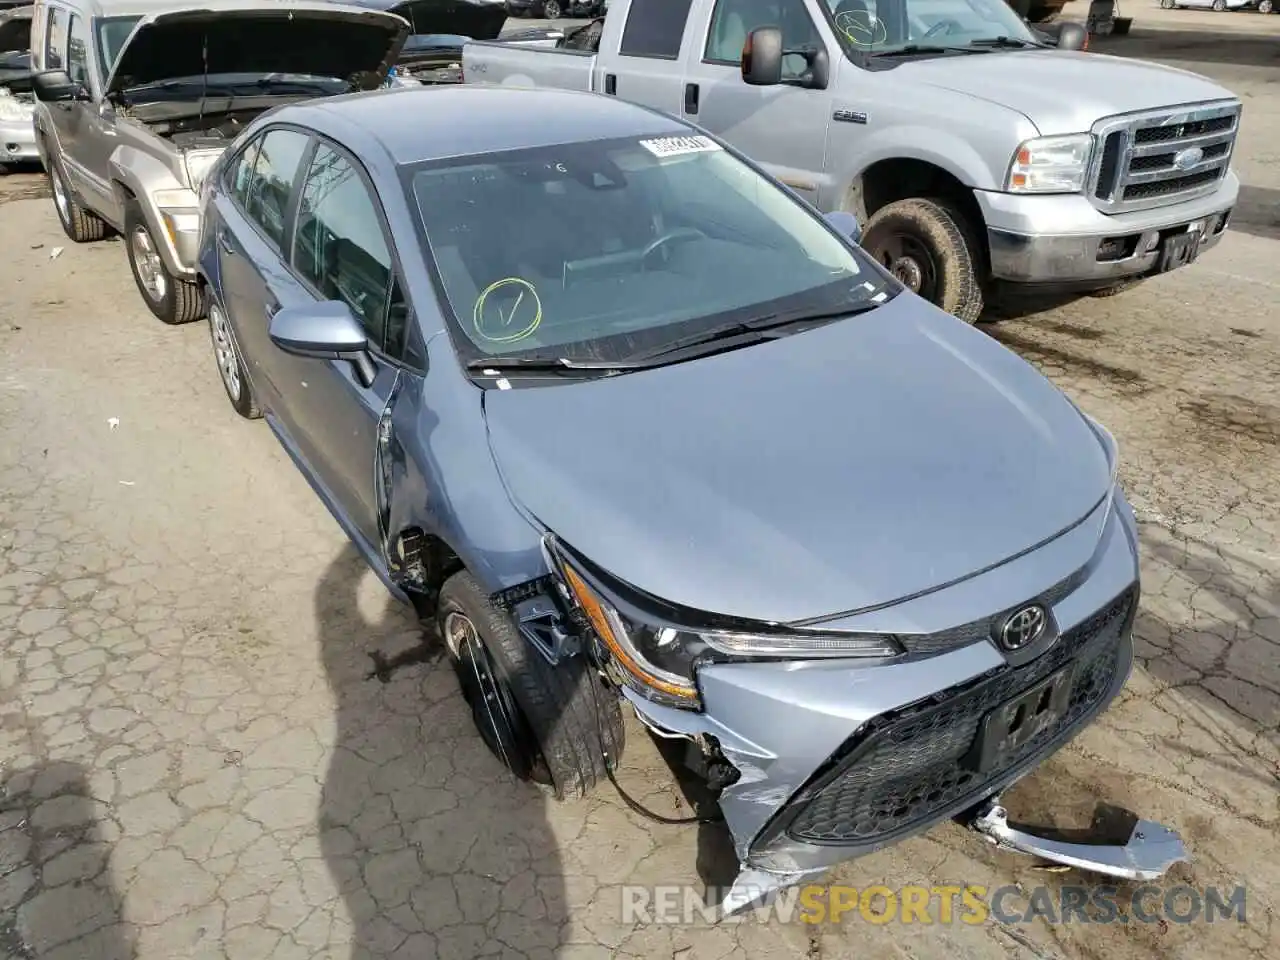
[[1, 14, 1277, 960]]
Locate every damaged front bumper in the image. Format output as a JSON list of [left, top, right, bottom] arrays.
[[624, 490, 1184, 913]]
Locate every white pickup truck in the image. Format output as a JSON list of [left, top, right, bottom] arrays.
[[462, 0, 1241, 321]]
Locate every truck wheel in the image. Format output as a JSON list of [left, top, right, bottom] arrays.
[[124, 200, 205, 324], [1160, 0, 1174, 7], [1088, 279, 1146, 298], [542, 0, 563, 17], [1212, 0, 1226, 9], [862, 197, 985, 324], [48, 156, 106, 243], [438, 570, 625, 801], [1258, 0, 1272, 10]]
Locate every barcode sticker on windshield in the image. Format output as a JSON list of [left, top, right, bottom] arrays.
[[638, 135, 722, 158]]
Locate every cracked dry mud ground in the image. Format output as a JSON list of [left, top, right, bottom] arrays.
[[1, 28, 1278, 960]]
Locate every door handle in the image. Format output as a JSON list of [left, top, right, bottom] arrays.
[[684, 82, 699, 116], [217, 231, 235, 255], [604, 73, 616, 96]]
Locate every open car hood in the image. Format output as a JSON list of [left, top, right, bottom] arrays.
[[339, 0, 506, 41], [104, 1, 409, 98], [0, 6, 32, 56]]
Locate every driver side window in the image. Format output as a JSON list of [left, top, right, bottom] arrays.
[[704, 0, 822, 80]]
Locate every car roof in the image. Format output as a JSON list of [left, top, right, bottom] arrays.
[[277, 84, 693, 166]]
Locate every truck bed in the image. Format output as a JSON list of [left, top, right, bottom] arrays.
[[462, 38, 596, 91]]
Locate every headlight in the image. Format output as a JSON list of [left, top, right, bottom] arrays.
[[551, 543, 903, 711], [183, 149, 223, 192], [1005, 134, 1094, 194], [0, 96, 31, 122]]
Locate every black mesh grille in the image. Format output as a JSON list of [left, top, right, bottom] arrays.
[[1123, 169, 1223, 202], [1133, 115, 1233, 145], [786, 588, 1135, 845]]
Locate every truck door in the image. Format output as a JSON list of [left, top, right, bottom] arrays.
[[598, 0, 695, 115], [681, 0, 834, 209]]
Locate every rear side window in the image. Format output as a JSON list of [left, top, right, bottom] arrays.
[[619, 0, 694, 59], [242, 129, 311, 252], [45, 6, 67, 70], [292, 144, 399, 351]]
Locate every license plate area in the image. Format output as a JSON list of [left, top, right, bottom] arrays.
[[969, 667, 1073, 773], [1156, 227, 1202, 273]]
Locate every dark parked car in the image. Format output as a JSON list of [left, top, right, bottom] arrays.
[[196, 84, 1179, 910], [505, 0, 603, 19]]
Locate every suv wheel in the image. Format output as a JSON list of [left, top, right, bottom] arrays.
[[48, 156, 106, 243], [437, 570, 625, 801], [208, 297, 261, 419], [862, 197, 985, 323], [124, 200, 205, 324]]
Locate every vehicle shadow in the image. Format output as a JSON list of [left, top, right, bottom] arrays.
[[1088, 25, 1280, 69], [315, 544, 569, 959], [0, 762, 135, 958], [1228, 184, 1280, 242]]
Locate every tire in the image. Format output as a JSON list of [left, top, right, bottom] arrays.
[[862, 197, 985, 324], [1260, 0, 1273, 12], [542, 0, 562, 18], [124, 200, 205, 324], [438, 570, 624, 801], [48, 155, 106, 243], [207, 296, 262, 419], [1212, 0, 1226, 9], [1160, 0, 1174, 7], [1088, 279, 1146, 298]]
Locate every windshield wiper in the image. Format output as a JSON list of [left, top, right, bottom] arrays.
[[625, 302, 885, 365], [868, 44, 986, 58], [967, 36, 1044, 49], [466, 356, 636, 374]]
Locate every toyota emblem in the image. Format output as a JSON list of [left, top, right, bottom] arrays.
[[1000, 605, 1047, 651]]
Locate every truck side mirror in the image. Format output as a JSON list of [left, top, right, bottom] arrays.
[[742, 27, 783, 86], [31, 70, 90, 103], [1055, 23, 1089, 51]]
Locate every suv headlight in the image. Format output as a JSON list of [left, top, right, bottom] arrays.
[[0, 96, 32, 122], [1006, 134, 1094, 194], [549, 541, 903, 710]]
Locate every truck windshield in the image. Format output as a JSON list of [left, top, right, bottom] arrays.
[[408, 134, 892, 365], [818, 0, 1039, 56]]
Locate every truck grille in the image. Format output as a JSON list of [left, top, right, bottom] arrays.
[[784, 587, 1136, 846], [1089, 103, 1239, 214]]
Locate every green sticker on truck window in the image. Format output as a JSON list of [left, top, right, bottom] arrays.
[[637, 136, 722, 159]]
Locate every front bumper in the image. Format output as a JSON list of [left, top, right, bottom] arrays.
[[978, 172, 1238, 287], [627, 487, 1143, 908], [0, 112, 37, 164]]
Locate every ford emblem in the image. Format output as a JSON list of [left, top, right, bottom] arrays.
[[1172, 147, 1204, 172]]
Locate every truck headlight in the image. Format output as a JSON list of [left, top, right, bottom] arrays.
[[550, 542, 903, 711], [1006, 134, 1094, 194]]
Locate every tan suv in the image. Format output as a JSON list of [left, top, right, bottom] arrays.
[[29, 0, 406, 323]]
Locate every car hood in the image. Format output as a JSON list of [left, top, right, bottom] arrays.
[[339, 0, 506, 40], [105, 2, 409, 98], [0, 6, 31, 56], [483, 295, 1114, 625], [900, 50, 1238, 136]]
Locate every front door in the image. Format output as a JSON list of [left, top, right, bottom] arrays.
[[269, 139, 409, 550], [683, 0, 834, 208]]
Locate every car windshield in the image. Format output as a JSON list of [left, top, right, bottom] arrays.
[[408, 134, 890, 365], [96, 16, 140, 75], [819, 0, 1039, 56]]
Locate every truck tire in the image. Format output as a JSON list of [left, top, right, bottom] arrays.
[[124, 199, 205, 325], [48, 156, 107, 243], [1159, 0, 1175, 7], [1212, 0, 1226, 9], [438, 570, 625, 801], [862, 197, 985, 324], [1088, 279, 1146, 298]]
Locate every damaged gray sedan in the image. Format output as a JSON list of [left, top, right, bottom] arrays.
[[196, 85, 1185, 911]]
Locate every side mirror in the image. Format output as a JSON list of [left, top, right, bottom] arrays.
[[742, 27, 783, 86], [269, 301, 377, 388], [824, 210, 862, 245], [31, 70, 89, 103], [1054, 23, 1089, 51]]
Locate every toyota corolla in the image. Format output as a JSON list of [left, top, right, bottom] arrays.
[[195, 84, 1185, 910]]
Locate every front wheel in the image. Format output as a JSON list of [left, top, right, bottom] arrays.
[[861, 197, 985, 323], [48, 155, 106, 243], [1160, 0, 1175, 7], [1260, 0, 1273, 12], [124, 200, 205, 324], [437, 571, 624, 801], [1212, 0, 1227, 9]]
